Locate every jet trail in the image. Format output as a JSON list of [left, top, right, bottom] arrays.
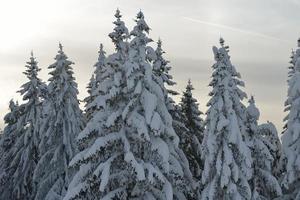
[[183, 16, 290, 43]]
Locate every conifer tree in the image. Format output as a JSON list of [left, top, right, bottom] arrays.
[[65, 11, 193, 200], [283, 47, 299, 133], [34, 44, 84, 200], [84, 74, 96, 121], [282, 38, 300, 199], [84, 44, 107, 121], [258, 122, 283, 179], [153, 39, 178, 96], [64, 9, 129, 200], [0, 53, 46, 200], [245, 97, 282, 199], [201, 38, 252, 200], [152, 39, 198, 197], [108, 8, 129, 56], [179, 79, 204, 180], [152, 39, 181, 127], [0, 100, 23, 199]]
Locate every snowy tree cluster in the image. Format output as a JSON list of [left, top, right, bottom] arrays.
[[0, 9, 298, 200]]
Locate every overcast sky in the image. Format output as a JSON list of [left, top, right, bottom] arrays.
[[0, 0, 299, 132]]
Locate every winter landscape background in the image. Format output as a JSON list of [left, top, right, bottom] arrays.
[[1, 0, 299, 131], [1, 0, 300, 199]]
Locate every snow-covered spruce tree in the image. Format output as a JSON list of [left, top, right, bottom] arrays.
[[152, 39, 182, 129], [179, 79, 204, 180], [0, 100, 23, 199], [201, 38, 252, 200], [258, 122, 283, 180], [152, 38, 197, 198], [279, 43, 300, 198], [64, 11, 193, 200], [84, 44, 107, 121], [152, 39, 178, 96], [64, 9, 129, 200], [108, 8, 129, 56], [245, 96, 282, 199], [152, 39, 186, 145], [281, 39, 300, 199], [84, 74, 97, 121], [283, 47, 299, 133], [4, 53, 46, 200], [34, 44, 84, 200]]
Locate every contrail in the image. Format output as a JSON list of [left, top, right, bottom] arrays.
[[183, 16, 290, 43]]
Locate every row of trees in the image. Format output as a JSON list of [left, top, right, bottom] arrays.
[[0, 9, 299, 200]]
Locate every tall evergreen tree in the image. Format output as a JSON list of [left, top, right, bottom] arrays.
[[0, 100, 23, 199], [282, 39, 300, 199], [245, 97, 282, 199], [84, 44, 107, 121], [201, 38, 252, 200], [283, 47, 299, 133], [152, 38, 197, 198], [153, 39, 178, 96], [34, 44, 84, 200], [64, 9, 129, 200], [11, 53, 45, 200], [0, 53, 46, 200], [65, 11, 193, 200], [179, 79, 204, 180], [152, 39, 181, 128]]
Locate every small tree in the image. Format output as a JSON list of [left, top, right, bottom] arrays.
[[84, 44, 107, 121], [179, 79, 204, 180], [201, 38, 252, 200], [258, 122, 283, 180], [34, 44, 84, 200], [152, 39, 198, 198], [0, 100, 23, 199], [245, 97, 282, 199]]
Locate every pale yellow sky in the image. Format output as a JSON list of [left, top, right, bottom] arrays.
[[0, 0, 299, 132]]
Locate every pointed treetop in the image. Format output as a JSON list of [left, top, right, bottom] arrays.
[[131, 10, 150, 36], [98, 43, 106, 56], [59, 42, 63, 51], [186, 79, 194, 91], [136, 10, 144, 19], [220, 37, 225, 46], [156, 38, 165, 54], [109, 9, 128, 51], [247, 95, 260, 121], [97, 43, 106, 60], [9, 99, 16, 109], [249, 95, 255, 104], [115, 8, 121, 19], [24, 51, 41, 79], [298, 38, 300, 47], [29, 50, 35, 63], [291, 48, 295, 57], [219, 37, 230, 52], [157, 38, 162, 48]]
